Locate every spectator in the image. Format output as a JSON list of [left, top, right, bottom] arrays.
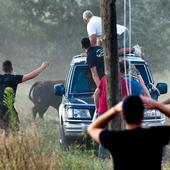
[[93, 61, 150, 122], [120, 61, 151, 98], [88, 95, 170, 170], [93, 61, 149, 158], [81, 37, 104, 86], [0, 60, 48, 134], [82, 10, 103, 46], [93, 75, 108, 159], [82, 10, 135, 56]]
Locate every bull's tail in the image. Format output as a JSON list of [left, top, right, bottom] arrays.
[[29, 81, 41, 102]]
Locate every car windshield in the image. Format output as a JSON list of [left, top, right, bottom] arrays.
[[71, 65, 96, 94], [135, 64, 152, 86]]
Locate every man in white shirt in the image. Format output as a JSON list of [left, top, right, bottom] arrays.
[[83, 10, 102, 46], [82, 10, 135, 56], [83, 10, 128, 46]]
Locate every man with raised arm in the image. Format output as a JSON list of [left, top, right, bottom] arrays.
[[82, 10, 136, 56], [0, 60, 48, 132], [88, 95, 170, 170]]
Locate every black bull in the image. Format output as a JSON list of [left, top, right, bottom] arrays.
[[29, 80, 65, 119]]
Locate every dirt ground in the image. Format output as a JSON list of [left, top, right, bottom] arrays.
[[15, 83, 33, 116], [15, 82, 58, 121]]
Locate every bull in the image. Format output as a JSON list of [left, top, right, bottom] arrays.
[[29, 80, 65, 120]]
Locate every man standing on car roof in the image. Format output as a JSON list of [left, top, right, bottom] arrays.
[[82, 10, 142, 56]]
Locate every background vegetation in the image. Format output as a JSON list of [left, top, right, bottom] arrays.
[[0, 107, 168, 170], [0, 1, 169, 169], [0, 0, 169, 80]]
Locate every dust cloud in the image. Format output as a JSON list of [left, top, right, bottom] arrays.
[[153, 70, 170, 102], [14, 69, 170, 118]]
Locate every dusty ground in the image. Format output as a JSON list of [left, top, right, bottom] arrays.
[[15, 73, 170, 168], [15, 82, 58, 121]]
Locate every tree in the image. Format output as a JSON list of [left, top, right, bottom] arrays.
[[0, 0, 169, 76], [101, 0, 121, 130]]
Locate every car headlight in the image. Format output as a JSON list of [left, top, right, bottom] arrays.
[[67, 108, 91, 119]]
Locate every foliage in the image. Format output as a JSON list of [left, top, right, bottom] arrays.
[[0, 0, 169, 76], [116, 1, 170, 72], [3, 87, 17, 133], [0, 113, 169, 170], [0, 120, 112, 170]]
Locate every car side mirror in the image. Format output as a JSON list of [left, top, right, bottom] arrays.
[[54, 83, 65, 96], [156, 83, 168, 95]]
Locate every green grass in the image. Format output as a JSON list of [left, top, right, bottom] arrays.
[[0, 107, 169, 170], [0, 110, 112, 170]]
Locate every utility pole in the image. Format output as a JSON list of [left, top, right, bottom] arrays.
[[101, 0, 121, 130]]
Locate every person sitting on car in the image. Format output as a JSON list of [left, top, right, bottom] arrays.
[[120, 60, 151, 98]]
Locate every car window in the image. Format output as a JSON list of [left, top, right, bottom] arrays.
[[71, 65, 96, 94], [134, 64, 152, 86]]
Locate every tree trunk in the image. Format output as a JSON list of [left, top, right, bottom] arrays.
[[101, 0, 121, 130]]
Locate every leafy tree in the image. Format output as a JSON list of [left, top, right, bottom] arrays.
[[0, 0, 169, 75], [116, 1, 170, 72]]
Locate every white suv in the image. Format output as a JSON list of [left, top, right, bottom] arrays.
[[54, 54, 168, 148]]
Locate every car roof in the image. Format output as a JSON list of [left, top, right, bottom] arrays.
[[70, 54, 146, 67], [120, 54, 147, 63], [70, 55, 87, 66]]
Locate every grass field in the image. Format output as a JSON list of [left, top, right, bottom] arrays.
[[0, 77, 169, 170]]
